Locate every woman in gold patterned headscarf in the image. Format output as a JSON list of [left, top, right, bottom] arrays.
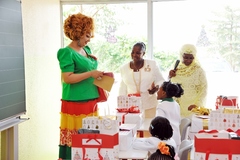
[[168, 44, 208, 117]]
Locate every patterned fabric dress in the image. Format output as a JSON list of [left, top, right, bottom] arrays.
[[57, 46, 99, 159], [171, 62, 207, 117]]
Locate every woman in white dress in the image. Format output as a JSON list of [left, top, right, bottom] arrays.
[[119, 42, 165, 118]]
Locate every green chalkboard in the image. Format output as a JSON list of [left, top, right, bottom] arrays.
[[0, 0, 26, 121]]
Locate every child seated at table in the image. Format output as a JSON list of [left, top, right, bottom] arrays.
[[148, 142, 175, 160], [132, 116, 176, 154], [156, 81, 184, 152]]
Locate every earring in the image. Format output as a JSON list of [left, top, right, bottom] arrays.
[[77, 39, 81, 47]]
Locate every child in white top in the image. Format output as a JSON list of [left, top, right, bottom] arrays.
[[156, 81, 184, 152], [132, 116, 177, 154]]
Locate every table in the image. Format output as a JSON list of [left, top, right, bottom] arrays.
[[137, 118, 152, 137], [119, 149, 148, 160]]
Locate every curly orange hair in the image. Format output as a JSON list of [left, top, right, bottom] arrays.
[[63, 13, 95, 40]]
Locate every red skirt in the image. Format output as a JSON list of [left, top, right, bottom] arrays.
[[59, 99, 98, 147]]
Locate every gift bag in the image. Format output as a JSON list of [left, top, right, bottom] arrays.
[[81, 116, 119, 135], [72, 116, 119, 160], [194, 131, 240, 160], [208, 109, 240, 131], [72, 133, 119, 160], [215, 95, 238, 109], [117, 95, 142, 110]]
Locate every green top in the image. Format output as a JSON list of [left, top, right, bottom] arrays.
[[57, 46, 99, 101], [161, 97, 174, 102]]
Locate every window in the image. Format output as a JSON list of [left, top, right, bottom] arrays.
[[62, 0, 240, 111], [62, 3, 147, 114], [153, 0, 240, 108]]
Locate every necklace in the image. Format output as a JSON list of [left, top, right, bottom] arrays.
[[132, 71, 141, 93], [132, 60, 144, 72]]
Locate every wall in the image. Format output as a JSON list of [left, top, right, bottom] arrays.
[[19, 0, 61, 159]]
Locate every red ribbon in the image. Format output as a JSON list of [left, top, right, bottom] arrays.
[[198, 129, 218, 133], [82, 135, 103, 160], [122, 112, 127, 124], [204, 150, 233, 160], [198, 128, 239, 134], [86, 136, 101, 144], [128, 93, 141, 97], [83, 146, 103, 160], [235, 129, 240, 136], [116, 106, 140, 113], [117, 106, 140, 124]]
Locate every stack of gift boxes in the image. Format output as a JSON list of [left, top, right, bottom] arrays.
[[116, 95, 141, 151], [116, 95, 143, 129], [72, 116, 119, 160], [71, 115, 138, 160], [71, 95, 143, 159], [194, 97, 240, 159]]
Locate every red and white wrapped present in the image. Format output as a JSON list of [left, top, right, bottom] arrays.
[[215, 95, 238, 109], [190, 115, 209, 133], [116, 95, 143, 129], [119, 124, 137, 151], [71, 116, 119, 160], [116, 111, 143, 129], [194, 130, 240, 160], [72, 133, 119, 160]]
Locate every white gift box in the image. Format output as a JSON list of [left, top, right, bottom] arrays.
[[116, 112, 143, 129], [119, 124, 137, 151], [190, 115, 209, 132], [120, 123, 137, 136], [119, 131, 133, 151]]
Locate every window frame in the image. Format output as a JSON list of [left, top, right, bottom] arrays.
[[60, 0, 184, 59]]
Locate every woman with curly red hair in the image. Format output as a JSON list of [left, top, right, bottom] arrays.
[[57, 13, 103, 159]]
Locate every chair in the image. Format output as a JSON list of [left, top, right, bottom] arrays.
[[178, 139, 193, 160], [179, 118, 191, 141]]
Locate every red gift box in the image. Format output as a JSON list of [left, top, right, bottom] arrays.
[[72, 133, 119, 160], [194, 131, 240, 160]]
